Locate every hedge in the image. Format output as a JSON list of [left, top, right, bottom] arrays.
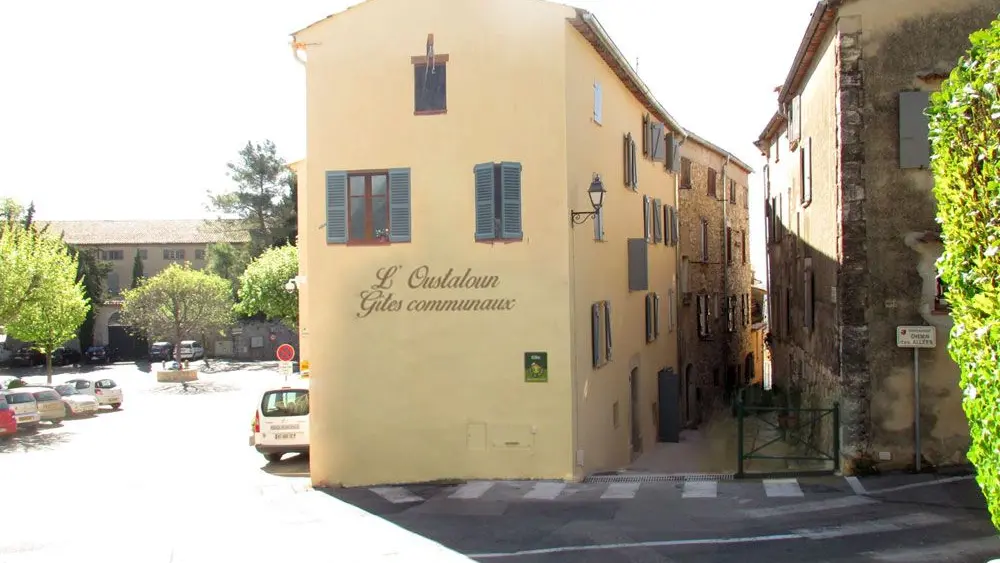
[[928, 14, 1000, 529]]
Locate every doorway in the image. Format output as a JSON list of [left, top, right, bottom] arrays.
[[630, 368, 641, 458], [683, 363, 695, 425]]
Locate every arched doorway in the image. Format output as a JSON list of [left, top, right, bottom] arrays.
[[107, 311, 144, 360]]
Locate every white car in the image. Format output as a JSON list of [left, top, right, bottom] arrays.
[[49, 383, 100, 417], [250, 379, 309, 463], [178, 340, 204, 361], [2, 389, 40, 430], [65, 378, 123, 410]]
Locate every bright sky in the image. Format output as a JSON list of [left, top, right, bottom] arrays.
[[0, 0, 812, 273]]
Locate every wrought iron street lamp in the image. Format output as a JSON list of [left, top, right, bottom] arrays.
[[570, 174, 607, 226]]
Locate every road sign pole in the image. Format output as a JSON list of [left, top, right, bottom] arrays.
[[914, 347, 921, 472]]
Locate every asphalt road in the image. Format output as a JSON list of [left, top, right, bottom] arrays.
[[2, 361, 998, 563]]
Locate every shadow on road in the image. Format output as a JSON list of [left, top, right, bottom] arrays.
[[200, 360, 278, 374], [150, 381, 240, 395], [0, 429, 71, 453], [261, 454, 310, 477]]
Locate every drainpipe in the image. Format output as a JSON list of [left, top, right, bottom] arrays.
[[675, 133, 689, 383], [291, 40, 307, 66], [721, 154, 732, 402]]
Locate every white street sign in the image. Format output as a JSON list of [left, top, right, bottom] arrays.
[[897, 325, 936, 348], [278, 361, 294, 376]]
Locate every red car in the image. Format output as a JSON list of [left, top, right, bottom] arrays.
[[0, 394, 16, 439]]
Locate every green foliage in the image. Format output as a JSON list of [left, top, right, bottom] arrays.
[[120, 263, 234, 362], [6, 233, 89, 383], [236, 244, 298, 328], [70, 246, 111, 350], [131, 250, 144, 289], [207, 140, 297, 256], [0, 222, 73, 327], [205, 242, 250, 299], [928, 14, 1000, 530]]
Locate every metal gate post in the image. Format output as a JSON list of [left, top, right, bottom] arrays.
[[736, 398, 745, 478], [833, 402, 841, 473]]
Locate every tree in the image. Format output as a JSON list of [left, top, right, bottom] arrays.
[[120, 263, 234, 363], [207, 140, 296, 256], [236, 244, 298, 328], [8, 272, 89, 384], [69, 246, 111, 350], [205, 242, 251, 300], [0, 222, 72, 327], [131, 250, 144, 289], [928, 15, 1000, 530]]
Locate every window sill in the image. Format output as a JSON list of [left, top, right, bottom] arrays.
[[414, 109, 447, 116], [680, 184, 692, 190], [476, 237, 523, 244], [344, 240, 393, 247]]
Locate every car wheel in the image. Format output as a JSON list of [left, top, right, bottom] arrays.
[[263, 452, 284, 463], [111, 403, 121, 410]]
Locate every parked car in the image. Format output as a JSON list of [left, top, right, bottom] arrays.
[[2, 389, 40, 431], [83, 346, 108, 364], [65, 378, 123, 410], [149, 342, 173, 361], [12, 346, 44, 367], [51, 347, 82, 366], [48, 384, 99, 417], [178, 341, 205, 361], [250, 378, 310, 463], [0, 394, 16, 439], [21, 387, 66, 425]]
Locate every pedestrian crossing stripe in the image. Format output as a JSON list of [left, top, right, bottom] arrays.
[[367, 476, 856, 504]]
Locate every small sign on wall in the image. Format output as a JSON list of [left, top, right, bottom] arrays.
[[524, 352, 548, 383], [896, 325, 936, 348]]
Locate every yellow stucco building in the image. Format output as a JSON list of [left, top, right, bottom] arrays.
[[292, 0, 746, 487]]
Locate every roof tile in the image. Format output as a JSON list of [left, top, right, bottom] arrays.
[[36, 220, 250, 246]]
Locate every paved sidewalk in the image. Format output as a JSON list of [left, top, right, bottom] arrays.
[[2, 487, 475, 563]]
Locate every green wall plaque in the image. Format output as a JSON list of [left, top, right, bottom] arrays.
[[524, 352, 548, 383]]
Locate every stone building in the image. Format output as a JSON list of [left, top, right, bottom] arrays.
[[676, 135, 754, 426], [754, 0, 994, 472]]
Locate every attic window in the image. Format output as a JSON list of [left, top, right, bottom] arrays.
[[412, 34, 449, 115]]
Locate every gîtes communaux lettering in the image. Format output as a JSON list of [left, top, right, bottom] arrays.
[[357, 265, 515, 319]]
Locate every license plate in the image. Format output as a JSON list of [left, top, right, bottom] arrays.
[[274, 433, 296, 440], [271, 424, 299, 431]]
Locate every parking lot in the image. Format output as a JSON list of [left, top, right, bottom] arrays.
[[0, 360, 315, 561]]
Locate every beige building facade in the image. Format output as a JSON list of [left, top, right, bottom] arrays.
[[41, 220, 248, 354], [755, 0, 995, 472], [676, 136, 754, 427]]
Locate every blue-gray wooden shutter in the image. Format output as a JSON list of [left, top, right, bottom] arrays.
[[653, 198, 663, 243], [499, 161, 523, 239], [604, 301, 613, 360], [474, 163, 495, 240], [803, 137, 813, 204], [645, 294, 653, 342], [627, 238, 649, 291], [899, 90, 931, 169], [643, 196, 651, 241], [388, 168, 411, 242], [654, 293, 661, 336], [325, 171, 348, 243], [591, 303, 601, 367], [670, 134, 682, 172], [642, 114, 650, 157], [623, 135, 630, 187], [670, 206, 679, 246]]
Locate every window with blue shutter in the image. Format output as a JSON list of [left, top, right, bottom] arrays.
[[645, 293, 654, 343], [593, 81, 603, 124], [473, 162, 523, 241], [325, 171, 348, 243], [643, 196, 651, 241]]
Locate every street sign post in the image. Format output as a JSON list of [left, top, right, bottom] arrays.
[[896, 325, 937, 472], [276, 343, 295, 363]]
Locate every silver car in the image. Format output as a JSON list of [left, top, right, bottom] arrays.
[[21, 387, 66, 425], [2, 390, 40, 430], [49, 384, 99, 417]]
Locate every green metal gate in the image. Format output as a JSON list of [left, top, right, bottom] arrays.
[[735, 392, 840, 478]]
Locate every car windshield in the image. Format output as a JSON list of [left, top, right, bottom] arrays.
[[4, 393, 34, 404], [261, 389, 309, 417], [54, 385, 77, 396], [33, 390, 60, 402]]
